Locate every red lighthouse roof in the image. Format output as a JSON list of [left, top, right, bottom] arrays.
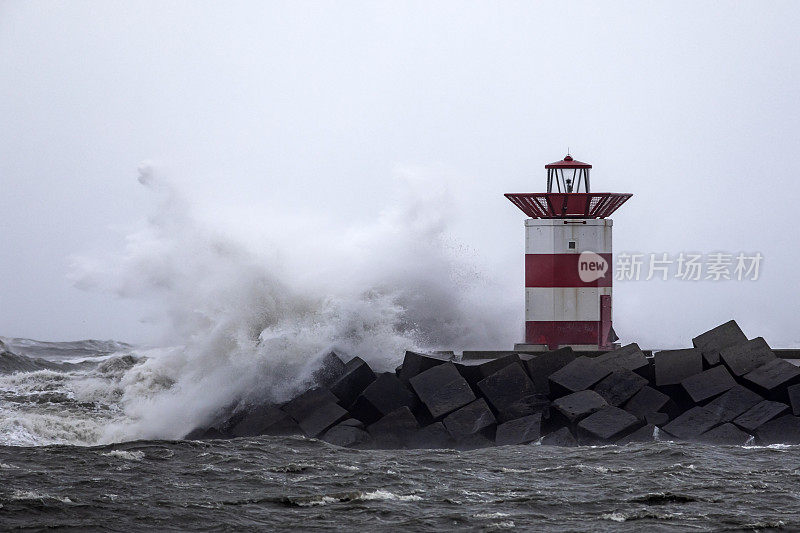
[[505, 153, 631, 219], [544, 154, 592, 169]]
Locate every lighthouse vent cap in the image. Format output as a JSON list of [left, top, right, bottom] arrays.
[[545, 154, 592, 169]]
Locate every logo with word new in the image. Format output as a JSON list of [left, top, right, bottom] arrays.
[[578, 251, 608, 283]]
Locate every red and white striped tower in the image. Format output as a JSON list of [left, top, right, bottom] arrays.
[[505, 154, 632, 350]]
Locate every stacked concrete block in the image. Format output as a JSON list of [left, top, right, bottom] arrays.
[[442, 398, 496, 441], [732, 400, 789, 433], [548, 357, 613, 397], [692, 320, 747, 366], [409, 362, 476, 419], [183, 320, 800, 448], [495, 413, 542, 445]]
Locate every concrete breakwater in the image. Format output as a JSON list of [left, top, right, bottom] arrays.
[[186, 320, 800, 447]]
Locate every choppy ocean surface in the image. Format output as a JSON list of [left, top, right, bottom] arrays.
[[2, 339, 799, 531]]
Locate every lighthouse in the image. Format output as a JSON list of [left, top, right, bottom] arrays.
[[505, 154, 632, 351]]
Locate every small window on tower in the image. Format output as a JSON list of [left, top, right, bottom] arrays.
[[568, 241, 576, 250]]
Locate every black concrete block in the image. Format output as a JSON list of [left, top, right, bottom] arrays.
[[282, 386, 340, 421], [645, 412, 669, 426], [549, 357, 613, 397], [524, 347, 576, 394], [703, 385, 763, 423], [756, 414, 800, 444], [594, 343, 650, 373], [719, 337, 776, 377], [397, 351, 448, 386], [454, 432, 495, 450], [698, 423, 752, 445], [410, 422, 454, 449], [457, 354, 522, 387], [692, 320, 748, 366], [540, 427, 578, 447], [617, 424, 656, 444], [496, 394, 550, 423], [298, 401, 349, 437], [552, 390, 609, 422], [495, 413, 543, 446], [409, 362, 476, 418], [788, 384, 800, 415], [623, 386, 671, 419], [654, 349, 703, 387], [367, 406, 420, 448], [185, 427, 226, 440], [329, 356, 376, 407], [310, 351, 346, 387], [442, 398, 496, 440], [338, 418, 364, 429], [680, 365, 736, 403], [593, 369, 648, 407], [577, 406, 641, 443], [662, 406, 720, 440], [743, 359, 800, 397], [357, 372, 418, 418], [477, 362, 537, 413], [230, 405, 301, 437], [322, 423, 372, 448], [732, 400, 789, 433]]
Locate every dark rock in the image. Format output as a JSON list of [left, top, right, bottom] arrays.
[[743, 359, 800, 398], [322, 424, 371, 448], [367, 406, 420, 448], [409, 362, 476, 418], [540, 427, 578, 446], [645, 412, 670, 426], [397, 351, 448, 386], [623, 386, 671, 419], [310, 351, 347, 386], [698, 423, 752, 445], [719, 337, 776, 377], [454, 432, 495, 450], [617, 424, 656, 444], [230, 405, 301, 437], [654, 349, 703, 387], [577, 406, 640, 443], [297, 401, 349, 438], [524, 347, 576, 394], [354, 372, 418, 421], [185, 427, 227, 440], [442, 398, 496, 440], [552, 390, 609, 422], [188, 427, 226, 440], [680, 365, 736, 403], [594, 343, 650, 373], [496, 394, 550, 423], [703, 385, 763, 423], [281, 387, 340, 421], [495, 413, 543, 446], [756, 414, 800, 444], [457, 354, 522, 387], [692, 320, 748, 366], [732, 400, 789, 433], [337, 418, 364, 429], [477, 362, 537, 414], [593, 369, 648, 407], [549, 357, 613, 397], [329, 356, 376, 407], [788, 384, 800, 416], [410, 422, 454, 449], [662, 406, 720, 440]]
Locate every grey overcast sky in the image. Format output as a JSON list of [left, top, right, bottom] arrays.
[[1, 1, 799, 348]]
